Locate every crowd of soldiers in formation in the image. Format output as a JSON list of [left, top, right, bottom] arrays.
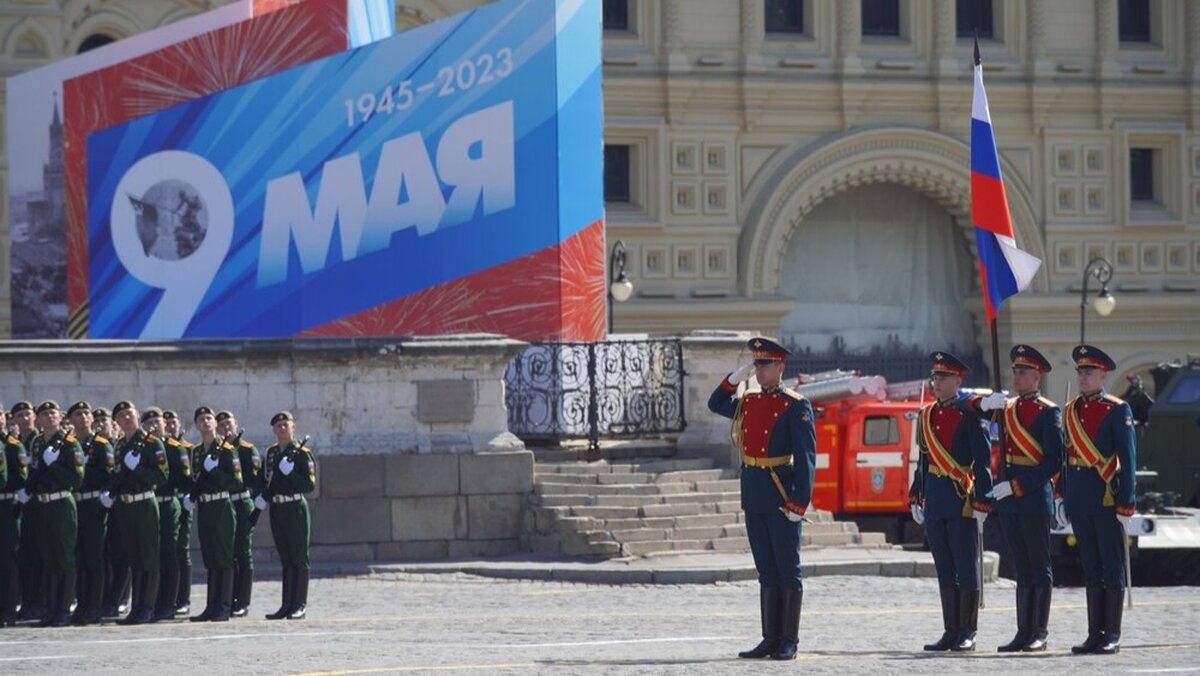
[[0, 400, 316, 628]]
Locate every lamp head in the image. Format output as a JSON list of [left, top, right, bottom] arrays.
[[1093, 287, 1116, 317]]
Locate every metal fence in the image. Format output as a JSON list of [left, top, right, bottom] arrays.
[[505, 339, 687, 449], [782, 335, 988, 387]]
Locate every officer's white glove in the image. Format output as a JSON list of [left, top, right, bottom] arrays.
[[100, 491, 114, 509], [1116, 513, 1132, 531], [988, 481, 1014, 501], [43, 446, 60, 465], [203, 454, 218, 472], [123, 451, 140, 471], [728, 364, 755, 386], [1053, 498, 1069, 530], [979, 392, 1008, 412], [279, 457, 295, 476], [254, 496, 269, 511], [973, 510, 988, 532], [182, 494, 196, 512], [910, 503, 924, 525], [16, 489, 30, 505]]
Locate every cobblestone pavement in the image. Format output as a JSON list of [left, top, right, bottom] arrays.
[[2, 574, 1197, 675]]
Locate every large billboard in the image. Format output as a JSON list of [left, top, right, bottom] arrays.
[[86, 0, 605, 341]]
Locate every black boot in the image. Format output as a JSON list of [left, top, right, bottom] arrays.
[[19, 566, 44, 622], [231, 565, 252, 617], [175, 563, 191, 615], [51, 574, 74, 627], [210, 568, 234, 621], [924, 587, 959, 651], [1095, 589, 1124, 655], [190, 570, 216, 622], [1023, 587, 1051, 652], [154, 566, 179, 621], [951, 588, 979, 652], [117, 572, 145, 625], [265, 567, 293, 620], [78, 570, 104, 625], [101, 566, 128, 618], [139, 570, 160, 624], [1072, 588, 1106, 654], [35, 574, 60, 628], [286, 568, 308, 620], [69, 571, 86, 624], [737, 586, 781, 658], [770, 588, 803, 660], [998, 587, 1033, 652], [0, 570, 17, 626]]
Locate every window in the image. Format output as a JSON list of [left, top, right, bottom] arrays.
[[1165, 375, 1200, 405], [1119, 0, 1151, 42], [863, 415, 900, 446], [604, 144, 631, 203], [766, 0, 804, 34], [862, 0, 900, 37], [956, 0, 992, 38], [1129, 148, 1155, 202], [78, 34, 116, 54], [603, 0, 629, 31]]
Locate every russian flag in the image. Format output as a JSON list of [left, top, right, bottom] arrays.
[[971, 44, 1041, 322]]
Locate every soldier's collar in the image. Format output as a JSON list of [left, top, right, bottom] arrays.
[[936, 396, 957, 407], [1019, 390, 1041, 400], [760, 385, 781, 394], [1081, 389, 1106, 402]]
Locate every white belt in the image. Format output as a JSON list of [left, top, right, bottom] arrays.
[[272, 494, 303, 504], [156, 495, 177, 504], [0, 492, 15, 501], [37, 490, 72, 503], [119, 491, 155, 504], [230, 490, 251, 501], [199, 492, 229, 503], [77, 490, 103, 500]]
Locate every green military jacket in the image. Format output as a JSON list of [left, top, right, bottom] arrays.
[[79, 433, 115, 493], [156, 436, 193, 497], [113, 429, 168, 494], [1, 434, 26, 492], [192, 437, 244, 496], [237, 439, 263, 498], [263, 440, 316, 498], [27, 429, 84, 494]]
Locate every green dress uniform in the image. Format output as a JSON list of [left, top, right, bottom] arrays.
[[173, 436, 195, 614], [152, 436, 191, 620], [0, 434, 21, 625], [72, 433, 114, 625], [264, 439, 316, 620], [231, 438, 262, 616], [27, 429, 84, 627], [17, 428, 41, 621], [112, 429, 168, 625], [190, 437, 242, 622]]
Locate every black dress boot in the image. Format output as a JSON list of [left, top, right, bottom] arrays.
[[176, 563, 192, 615], [154, 565, 178, 621], [50, 574, 74, 627], [924, 587, 959, 651], [951, 588, 979, 652], [770, 588, 803, 660], [1072, 587, 1106, 654], [210, 568, 234, 621], [79, 570, 104, 625], [1023, 587, 1051, 652], [286, 568, 309, 620], [998, 587, 1033, 652], [235, 566, 253, 617], [69, 571, 86, 624], [190, 570, 216, 622], [0, 570, 17, 626], [118, 572, 145, 625], [738, 586, 781, 658], [1095, 589, 1124, 655], [265, 567, 293, 620], [35, 574, 60, 628]]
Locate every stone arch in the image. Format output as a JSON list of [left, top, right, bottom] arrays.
[[739, 126, 1047, 299], [65, 9, 140, 54], [3, 18, 53, 58], [395, 1, 451, 30], [1114, 349, 1177, 392]]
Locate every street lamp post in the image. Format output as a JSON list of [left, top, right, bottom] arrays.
[[608, 239, 633, 334], [1080, 257, 1116, 344]]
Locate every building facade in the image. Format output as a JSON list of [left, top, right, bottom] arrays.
[[2, 0, 1198, 395]]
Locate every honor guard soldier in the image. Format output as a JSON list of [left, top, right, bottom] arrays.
[[162, 411, 195, 616], [909, 352, 993, 652], [967, 346, 1064, 651], [67, 401, 114, 625], [1063, 345, 1136, 655], [10, 401, 40, 622], [261, 412, 316, 621], [94, 408, 131, 619], [216, 410, 262, 617], [0, 407, 25, 626], [141, 408, 188, 622], [188, 406, 242, 622], [707, 338, 815, 661], [106, 401, 169, 625], [21, 401, 84, 627]]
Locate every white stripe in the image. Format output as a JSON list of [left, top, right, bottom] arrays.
[[0, 630, 374, 648], [998, 239, 1043, 292], [815, 453, 830, 470], [482, 636, 741, 649], [855, 452, 904, 468], [0, 655, 81, 663], [972, 65, 991, 124]]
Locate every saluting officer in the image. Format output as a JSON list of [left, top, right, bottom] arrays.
[[0, 407, 24, 626], [261, 411, 316, 621], [909, 352, 992, 652], [67, 401, 114, 625], [967, 345, 1064, 652], [188, 406, 242, 622], [1062, 345, 1136, 655], [216, 410, 262, 617], [707, 338, 815, 661], [10, 401, 40, 622], [162, 410, 195, 616], [21, 401, 84, 627], [106, 401, 169, 625]]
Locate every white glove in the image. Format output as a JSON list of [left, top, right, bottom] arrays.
[[203, 454, 218, 472], [43, 446, 60, 464], [255, 496, 269, 511], [989, 481, 1014, 501], [16, 489, 30, 505], [182, 494, 196, 512], [1054, 498, 1069, 530], [728, 364, 755, 386], [1116, 513, 1132, 531], [123, 451, 140, 471], [100, 491, 114, 509], [910, 503, 924, 525], [973, 510, 988, 532], [279, 456, 295, 476], [979, 392, 1008, 412]]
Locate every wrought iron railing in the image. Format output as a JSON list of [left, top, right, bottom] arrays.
[[782, 334, 988, 387], [505, 339, 686, 449]]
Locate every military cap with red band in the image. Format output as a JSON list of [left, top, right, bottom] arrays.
[[929, 351, 970, 376], [1010, 344, 1052, 373], [747, 336, 791, 365], [1072, 344, 1116, 371]]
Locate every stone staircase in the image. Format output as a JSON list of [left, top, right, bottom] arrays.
[[522, 456, 888, 559]]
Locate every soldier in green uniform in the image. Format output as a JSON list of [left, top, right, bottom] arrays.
[[94, 408, 131, 618], [138, 408, 186, 622], [10, 401, 41, 622], [216, 411, 261, 617], [162, 411, 195, 616], [105, 401, 168, 625], [20, 401, 84, 627], [66, 401, 114, 625], [261, 411, 315, 620], [188, 406, 242, 622], [0, 407, 24, 626]]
